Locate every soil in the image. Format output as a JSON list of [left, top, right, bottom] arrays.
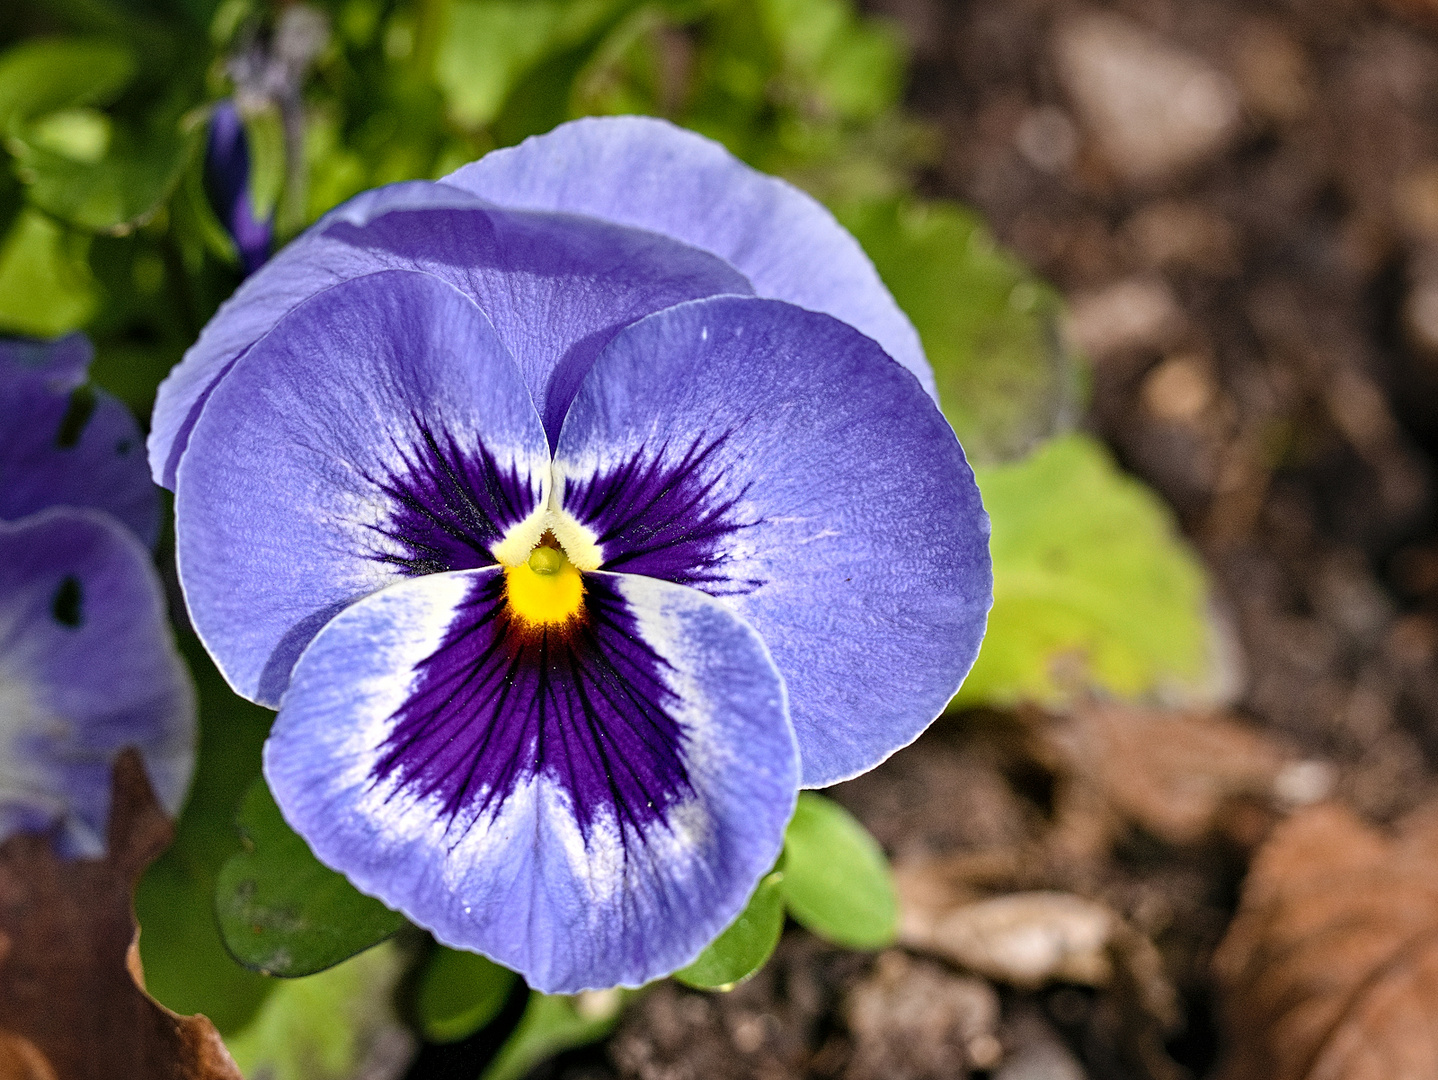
[[504, 0, 1438, 1076]]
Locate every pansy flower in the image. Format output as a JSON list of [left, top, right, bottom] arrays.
[[155, 117, 992, 992], [1, 333, 157, 544], [0, 337, 194, 855]]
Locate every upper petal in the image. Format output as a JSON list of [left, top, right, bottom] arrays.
[[0, 334, 157, 545], [149, 180, 752, 487], [554, 296, 992, 787], [175, 269, 551, 706], [0, 508, 195, 856], [444, 116, 934, 399], [264, 566, 797, 993]]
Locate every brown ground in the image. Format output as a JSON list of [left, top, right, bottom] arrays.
[[522, 1, 1438, 1077]]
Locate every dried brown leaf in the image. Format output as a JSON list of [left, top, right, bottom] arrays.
[[1213, 800, 1438, 1080], [0, 750, 242, 1080], [1038, 700, 1309, 851]]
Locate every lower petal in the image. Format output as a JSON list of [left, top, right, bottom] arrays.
[[0, 509, 195, 856], [264, 568, 797, 993]]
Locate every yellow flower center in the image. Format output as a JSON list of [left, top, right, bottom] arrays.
[[504, 538, 584, 629]]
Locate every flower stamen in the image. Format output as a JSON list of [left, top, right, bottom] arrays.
[[505, 535, 584, 629]]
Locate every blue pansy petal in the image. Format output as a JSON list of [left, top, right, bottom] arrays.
[[1, 335, 157, 545], [149, 181, 751, 487], [176, 270, 551, 707], [264, 567, 796, 993], [0, 508, 195, 856], [555, 296, 992, 788], [445, 116, 934, 399]]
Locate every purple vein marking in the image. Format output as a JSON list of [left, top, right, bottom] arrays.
[[371, 573, 693, 845], [359, 417, 541, 576], [564, 434, 764, 597]]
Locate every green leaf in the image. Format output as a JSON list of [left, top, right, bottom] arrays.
[[0, 38, 136, 132], [223, 940, 410, 1080], [954, 432, 1212, 708], [674, 869, 785, 990], [780, 793, 895, 950], [10, 113, 191, 234], [434, 0, 624, 129], [215, 778, 407, 977], [0, 208, 98, 336], [483, 990, 630, 1080], [135, 633, 277, 1034], [27, 107, 112, 163], [835, 196, 1080, 464], [416, 947, 518, 1043], [241, 104, 285, 223]]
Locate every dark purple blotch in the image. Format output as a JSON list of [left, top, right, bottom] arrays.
[[564, 434, 763, 597], [360, 418, 540, 577], [373, 573, 692, 840]]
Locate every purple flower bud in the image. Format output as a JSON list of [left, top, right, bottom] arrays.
[[206, 100, 272, 277]]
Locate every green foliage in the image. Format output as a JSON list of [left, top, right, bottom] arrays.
[[416, 946, 518, 1043], [0, 208, 97, 335], [837, 196, 1081, 464], [953, 432, 1211, 708], [0, 38, 136, 130], [215, 777, 408, 977], [223, 941, 409, 1080], [780, 793, 896, 950], [135, 632, 276, 1033], [675, 869, 786, 989], [483, 990, 630, 1080], [0, 0, 1219, 1056]]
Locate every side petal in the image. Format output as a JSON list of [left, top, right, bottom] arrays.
[[554, 296, 992, 787], [0, 508, 195, 856], [0, 335, 157, 545], [444, 116, 934, 399], [149, 180, 751, 487], [175, 270, 551, 706], [264, 567, 797, 993]]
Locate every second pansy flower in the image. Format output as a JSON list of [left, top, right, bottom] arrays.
[[158, 117, 992, 993]]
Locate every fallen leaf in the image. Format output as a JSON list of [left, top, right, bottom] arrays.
[[0, 750, 242, 1080], [1213, 800, 1438, 1080], [1038, 700, 1321, 851]]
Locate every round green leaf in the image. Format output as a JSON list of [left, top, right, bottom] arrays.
[[223, 941, 408, 1080], [134, 635, 277, 1034], [215, 778, 407, 977], [952, 432, 1212, 708], [417, 947, 518, 1043], [674, 870, 785, 990], [780, 793, 896, 949]]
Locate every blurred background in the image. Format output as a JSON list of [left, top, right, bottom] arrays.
[[6, 0, 1438, 1076]]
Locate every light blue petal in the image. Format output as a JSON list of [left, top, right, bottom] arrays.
[[176, 270, 551, 706], [0, 508, 195, 856], [554, 296, 991, 787], [0, 334, 157, 545], [264, 567, 797, 993], [149, 180, 750, 487], [445, 116, 934, 399]]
